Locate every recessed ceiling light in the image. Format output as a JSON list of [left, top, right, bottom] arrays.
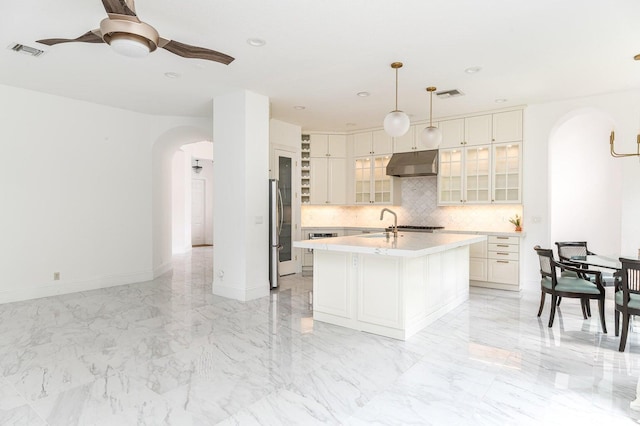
[[495, 98, 508, 103], [164, 72, 181, 79], [356, 91, 370, 97], [293, 105, 306, 110], [247, 38, 266, 47], [464, 66, 482, 74]]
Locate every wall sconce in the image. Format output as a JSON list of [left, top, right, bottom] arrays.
[[192, 159, 203, 173], [609, 131, 640, 157]]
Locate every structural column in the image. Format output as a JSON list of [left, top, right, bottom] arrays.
[[212, 90, 270, 301]]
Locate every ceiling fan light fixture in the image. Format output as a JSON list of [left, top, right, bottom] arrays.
[[109, 33, 151, 58], [383, 62, 410, 138]]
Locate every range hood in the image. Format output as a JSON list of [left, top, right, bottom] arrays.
[[386, 149, 438, 177]]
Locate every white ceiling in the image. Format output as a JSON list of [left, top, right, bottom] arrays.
[[2, 0, 640, 132]]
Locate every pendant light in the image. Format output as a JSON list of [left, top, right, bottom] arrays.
[[192, 159, 203, 173], [383, 62, 410, 138], [421, 87, 442, 149]]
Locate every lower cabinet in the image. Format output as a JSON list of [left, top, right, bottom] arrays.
[[470, 235, 520, 291], [469, 241, 488, 281]]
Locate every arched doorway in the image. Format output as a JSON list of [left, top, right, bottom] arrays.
[[548, 109, 621, 255], [151, 124, 212, 277]]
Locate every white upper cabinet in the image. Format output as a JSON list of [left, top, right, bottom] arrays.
[[309, 157, 347, 205], [393, 126, 416, 153], [353, 132, 373, 157], [492, 110, 523, 144], [394, 125, 439, 153], [372, 130, 393, 155], [353, 130, 393, 157], [439, 119, 465, 148], [309, 134, 347, 157], [328, 134, 347, 157], [438, 110, 522, 148], [464, 114, 493, 146]]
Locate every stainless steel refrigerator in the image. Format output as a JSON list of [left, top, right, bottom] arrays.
[[269, 179, 282, 288]]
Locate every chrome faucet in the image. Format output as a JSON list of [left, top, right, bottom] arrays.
[[380, 208, 398, 237]]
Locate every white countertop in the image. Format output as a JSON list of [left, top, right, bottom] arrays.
[[293, 232, 487, 258], [434, 229, 526, 238]]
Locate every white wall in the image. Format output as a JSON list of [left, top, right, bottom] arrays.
[[171, 149, 192, 254], [523, 90, 640, 288], [213, 90, 270, 301], [0, 83, 210, 303], [549, 110, 620, 255]]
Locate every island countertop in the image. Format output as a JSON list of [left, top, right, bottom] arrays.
[[293, 232, 486, 258]]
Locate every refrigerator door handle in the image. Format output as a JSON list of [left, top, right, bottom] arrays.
[[277, 187, 284, 237]]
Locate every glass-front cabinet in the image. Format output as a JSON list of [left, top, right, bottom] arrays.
[[354, 155, 397, 204], [465, 146, 491, 203], [492, 142, 521, 203], [438, 149, 463, 204], [438, 146, 491, 205]]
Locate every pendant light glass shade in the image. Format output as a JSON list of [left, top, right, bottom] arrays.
[[420, 86, 442, 149], [384, 110, 411, 137], [421, 126, 442, 149], [383, 62, 410, 138]]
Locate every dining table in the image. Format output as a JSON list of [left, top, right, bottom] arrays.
[[571, 253, 640, 411], [569, 254, 622, 271]]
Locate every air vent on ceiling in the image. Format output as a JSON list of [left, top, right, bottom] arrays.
[[9, 43, 45, 57], [436, 89, 464, 99]]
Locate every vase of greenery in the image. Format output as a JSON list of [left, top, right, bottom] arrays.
[[509, 214, 522, 232]]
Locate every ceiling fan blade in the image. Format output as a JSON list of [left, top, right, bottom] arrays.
[[161, 40, 234, 65], [37, 30, 104, 46], [102, 0, 137, 17]]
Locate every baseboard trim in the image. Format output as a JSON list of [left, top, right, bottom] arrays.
[[213, 280, 270, 301], [153, 262, 173, 278], [0, 269, 155, 304]]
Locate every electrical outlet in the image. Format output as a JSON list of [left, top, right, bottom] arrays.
[[53, 272, 60, 280]]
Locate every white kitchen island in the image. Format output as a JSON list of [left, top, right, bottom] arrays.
[[293, 232, 487, 340]]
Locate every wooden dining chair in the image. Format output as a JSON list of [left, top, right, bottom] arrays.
[[555, 241, 616, 285], [615, 257, 640, 351], [555, 241, 617, 316], [534, 246, 607, 332]]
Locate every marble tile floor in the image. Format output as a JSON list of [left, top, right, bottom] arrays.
[[1, 246, 640, 425]]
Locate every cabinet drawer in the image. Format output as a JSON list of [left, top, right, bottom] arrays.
[[487, 259, 519, 285], [488, 235, 519, 245], [488, 251, 519, 261], [488, 243, 519, 253]]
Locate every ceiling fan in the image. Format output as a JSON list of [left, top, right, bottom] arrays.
[[36, 0, 234, 65]]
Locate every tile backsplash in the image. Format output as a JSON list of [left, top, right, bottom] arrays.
[[301, 176, 523, 232]]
